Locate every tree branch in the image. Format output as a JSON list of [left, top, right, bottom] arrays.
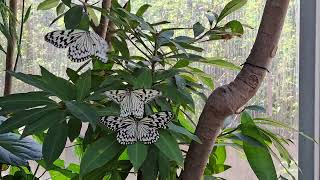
[[95, 0, 112, 39], [180, 0, 290, 179], [4, 0, 17, 95]]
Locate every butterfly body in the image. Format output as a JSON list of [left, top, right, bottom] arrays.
[[45, 29, 108, 63], [104, 89, 162, 118], [100, 111, 173, 145]]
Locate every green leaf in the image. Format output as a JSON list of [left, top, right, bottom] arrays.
[[76, 70, 91, 101], [244, 141, 277, 180], [111, 37, 130, 58], [155, 131, 183, 166], [199, 76, 214, 90], [40, 66, 76, 100], [66, 68, 79, 83], [64, 5, 83, 29], [204, 58, 241, 71], [87, 7, 99, 26], [158, 151, 170, 180], [80, 134, 125, 176], [127, 142, 148, 171], [0, 91, 56, 114], [192, 22, 205, 37], [43, 122, 68, 166], [61, 0, 71, 7], [0, 106, 57, 133], [168, 123, 201, 143], [136, 4, 151, 17], [173, 59, 190, 69], [9, 67, 76, 101], [157, 83, 194, 108], [22, 109, 66, 137], [224, 20, 244, 35], [23, 5, 32, 23], [141, 146, 158, 179], [68, 116, 82, 142], [133, 68, 152, 89], [65, 101, 98, 128], [56, 3, 65, 15], [217, 0, 247, 23], [37, 0, 59, 10], [240, 111, 254, 125]]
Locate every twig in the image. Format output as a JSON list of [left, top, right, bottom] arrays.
[[13, 0, 25, 71]]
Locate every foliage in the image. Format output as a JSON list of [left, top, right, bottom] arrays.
[[0, 0, 303, 179]]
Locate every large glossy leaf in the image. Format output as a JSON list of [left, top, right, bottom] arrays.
[[8, 69, 76, 101], [0, 106, 58, 134], [37, 0, 59, 10], [168, 123, 201, 143], [0, 91, 56, 114], [217, 0, 247, 23], [65, 101, 99, 128], [136, 4, 151, 17], [158, 151, 170, 180], [127, 142, 148, 171], [80, 134, 125, 176], [155, 131, 183, 166], [203, 58, 241, 71], [76, 70, 91, 101], [141, 146, 158, 179], [244, 141, 277, 180], [0, 124, 42, 166], [133, 68, 152, 89], [193, 22, 205, 37], [43, 122, 68, 166], [64, 5, 83, 29], [40, 66, 76, 100], [22, 109, 66, 137], [67, 116, 82, 142]]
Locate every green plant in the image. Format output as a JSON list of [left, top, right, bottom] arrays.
[[0, 0, 304, 179]]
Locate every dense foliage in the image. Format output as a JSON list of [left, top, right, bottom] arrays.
[[0, 0, 303, 179]]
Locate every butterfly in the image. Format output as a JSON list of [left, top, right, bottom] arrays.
[[104, 89, 162, 118], [44, 29, 108, 63], [100, 111, 173, 145]]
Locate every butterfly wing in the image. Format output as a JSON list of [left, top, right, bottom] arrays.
[[44, 30, 84, 48], [136, 111, 173, 144], [132, 89, 162, 103], [129, 93, 145, 118], [104, 90, 128, 104], [137, 124, 159, 144], [130, 89, 161, 118], [88, 32, 108, 63], [100, 116, 137, 145], [67, 33, 95, 62], [140, 111, 173, 128], [100, 116, 123, 131], [116, 118, 137, 145]]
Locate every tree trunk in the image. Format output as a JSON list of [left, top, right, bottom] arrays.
[[3, 0, 17, 95], [180, 0, 290, 179]]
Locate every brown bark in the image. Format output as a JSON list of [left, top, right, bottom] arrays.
[[180, 0, 290, 179], [96, 0, 112, 39], [3, 0, 17, 95]]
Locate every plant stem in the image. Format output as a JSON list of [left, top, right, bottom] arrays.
[[13, 0, 25, 71]]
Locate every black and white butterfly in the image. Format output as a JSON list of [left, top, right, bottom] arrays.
[[104, 89, 162, 118], [44, 29, 108, 63], [100, 111, 173, 145]]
